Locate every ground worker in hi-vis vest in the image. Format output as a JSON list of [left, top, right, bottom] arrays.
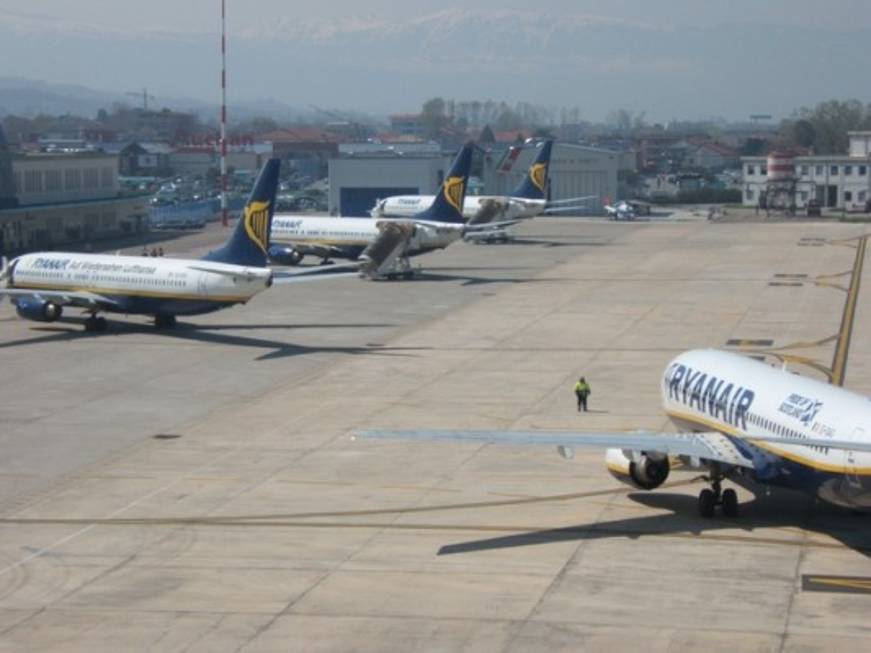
[[574, 376, 591, 412]]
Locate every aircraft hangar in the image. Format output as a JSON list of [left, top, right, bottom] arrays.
[[329, 141, 620, 217], [482, 142, 620, 213], [328, 143, 452, 216]]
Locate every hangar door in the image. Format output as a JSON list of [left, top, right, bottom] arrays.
[[340, 187, 418, 217]]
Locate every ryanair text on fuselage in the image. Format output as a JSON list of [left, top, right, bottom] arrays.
[[664, 362, 755, 430]]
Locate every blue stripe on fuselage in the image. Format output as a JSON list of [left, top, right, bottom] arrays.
[[105, 295, 243, 317]]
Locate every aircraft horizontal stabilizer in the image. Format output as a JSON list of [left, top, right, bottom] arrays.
[[271, 261, 362, 284], [187, 264, 265, 281]]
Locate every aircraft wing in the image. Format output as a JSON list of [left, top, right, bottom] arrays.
[[464, 219, 523, 232], [353, 429, 756, 468], [0, 287, 120, 309], [746, 434, 871, 454], [544, 195, 598, 214]]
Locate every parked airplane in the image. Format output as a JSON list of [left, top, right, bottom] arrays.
[[603, 200, 635, 220], [0, 159, 360, 331], [371, 140, 554, 225], [356, 349, 871, 516], [604, 199, 652, 221], [270, 142, 480, 278]]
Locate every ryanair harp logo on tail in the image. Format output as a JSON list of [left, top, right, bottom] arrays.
[[244, 200, 270, 254], [443, 176, 465, 214], [530, 162, 547, 193]]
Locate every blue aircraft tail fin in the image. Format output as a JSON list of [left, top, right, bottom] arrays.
[[414, 142, 474, 224], [202, 158, 280, 267], [510, 140, 552, 200]]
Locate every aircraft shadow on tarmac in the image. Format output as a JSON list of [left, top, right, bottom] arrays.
[[436, 490, 871, 559], [411, 270, 567, 286], [0, 320, 422, 361], [491, 237, 611, 248]]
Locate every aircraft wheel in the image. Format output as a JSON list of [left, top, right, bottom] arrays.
[[721, 488, 738, 517], [95, 317, 108, 332], [698, 489, 716, 518], [84, 316, 98, 332]]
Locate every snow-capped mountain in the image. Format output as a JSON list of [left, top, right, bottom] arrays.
[[0, 8, 867, 120]]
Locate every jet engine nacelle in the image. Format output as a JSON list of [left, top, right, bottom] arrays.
[[268, 245, 304, 266], [605, 448, 670, 490], [15, 297, 63, 322]]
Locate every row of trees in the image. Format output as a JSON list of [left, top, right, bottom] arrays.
[[419, 97, 567, 138], [780, 100, 871, 155]]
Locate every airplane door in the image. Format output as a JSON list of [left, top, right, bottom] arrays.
[[845, 427, 863, 490], [196, 272, 209, 297]]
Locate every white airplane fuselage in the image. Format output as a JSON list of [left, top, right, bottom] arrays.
[[373, 195, 545, 221], [654, 350, 871, 508], [8, 252, 271, 315], [271, 215, 462, 259]]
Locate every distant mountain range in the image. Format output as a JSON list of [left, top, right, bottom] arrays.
[[0, 77, 312, 123], [1, 8, 869, 121]]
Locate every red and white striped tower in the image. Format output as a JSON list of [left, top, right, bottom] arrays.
[[220, 0, 228, 227]]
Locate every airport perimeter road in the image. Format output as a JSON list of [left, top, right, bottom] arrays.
[[1, 218, 870, 652]]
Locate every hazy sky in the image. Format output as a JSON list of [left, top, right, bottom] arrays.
[[7, 0, 871, 33], [2, 1, 870, 121]]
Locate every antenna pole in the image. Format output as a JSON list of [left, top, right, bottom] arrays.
[[220, 0, 228, 227]]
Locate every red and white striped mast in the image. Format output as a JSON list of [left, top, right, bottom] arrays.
[[219, 0, 228, 227]]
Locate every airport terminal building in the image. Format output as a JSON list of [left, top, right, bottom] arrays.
[[0, 147, 151, 255]]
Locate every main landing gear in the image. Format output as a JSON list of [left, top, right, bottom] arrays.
[[154, 314, 177, 329], [698, 466, 738, 518], [84, 315, 108, 332]]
